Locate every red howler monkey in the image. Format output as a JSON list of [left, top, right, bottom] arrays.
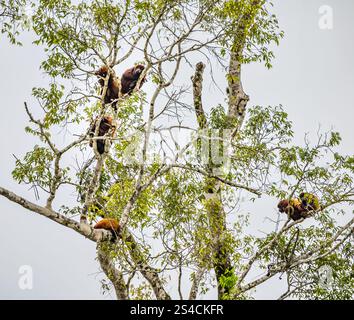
[[120, 64, 146, 95], [94, 218, 120, 240], [94, 218, 120, 232], [89, 115, 115, 155], [95, 66, 120, 110], [278, 192, 321, 222], [277, 198, 307, 221]]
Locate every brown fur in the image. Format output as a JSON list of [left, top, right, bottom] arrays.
[[277, 198, 307, 221], [89, 115, 115, 154], [94, 218, 120, 232], [120, 64, 146, 95], [95, 66, 120, 110]]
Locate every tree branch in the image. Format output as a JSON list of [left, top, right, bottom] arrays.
[[171, 164, 261, 196], [227, 1, 263, 138], [123, 231, 171, 300], [189, 267, 205, 300], [0, 185, 171, 299], [0, 186, 106, 242], [191, 61, 207, 129], [97, 245, 129, 300]]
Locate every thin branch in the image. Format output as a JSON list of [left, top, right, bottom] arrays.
[[171, 164, 261, 196]]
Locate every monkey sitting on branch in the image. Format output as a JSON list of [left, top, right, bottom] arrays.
[[95, 64, 147, 111], [120, 64, 146, 95], [94, 218, 120, 232], [95, 66, 121, 111], [94, 218, 120, 241], [89, 115, 116, 155], [277, 193, 321, 221]]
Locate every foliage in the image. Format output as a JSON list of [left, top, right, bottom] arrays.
[[1, 0, 353, 300]]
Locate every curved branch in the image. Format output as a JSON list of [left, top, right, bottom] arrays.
[[0, 186, 107, 242], [236, 217, 354, 296], [0, 185, 171, 299], [171, 164, 261, 196], [123, 231, 171, 300]]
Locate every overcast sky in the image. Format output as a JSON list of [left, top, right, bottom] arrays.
[[0, 0, 353, 299]]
